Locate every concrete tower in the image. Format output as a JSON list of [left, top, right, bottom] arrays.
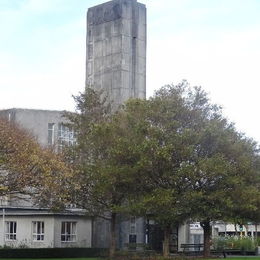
[[86, 0, 146, 109]]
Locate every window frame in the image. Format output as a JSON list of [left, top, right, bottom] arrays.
[[58, 123, 75, 151], [61, 221, 77, 242], [5, 221, 17, 241], [129, 216, 136, 234], [32, 221, 45, 242], [48, 123, 55, 146]]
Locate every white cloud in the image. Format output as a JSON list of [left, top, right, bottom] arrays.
[[0, 50, 85, 111], [0, 0, 260, 143], [145, 18, 260, 141]]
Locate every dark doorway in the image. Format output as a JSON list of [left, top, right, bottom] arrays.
[[147, 222, 178, 253]]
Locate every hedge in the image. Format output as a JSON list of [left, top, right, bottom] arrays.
[[0, 248, 108, 258]]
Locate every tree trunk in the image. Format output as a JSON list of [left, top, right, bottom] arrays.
[[109, 213, 117, 258], [201, 220, 211, 258], [234, 223, 238, 236], [255, 223, 258, 244], [163, 225, 171, 258]]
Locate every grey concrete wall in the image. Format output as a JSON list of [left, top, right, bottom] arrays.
[[86, 0, 146, 110], [0, 108, 65, 148], [92, 215, 146, 249], [53, 216, 92, 248], [118, 216, 145, 249], [92, 217, 110, 248]]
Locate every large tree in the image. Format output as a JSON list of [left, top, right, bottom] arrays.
[[114, 82, 260, 257], [116, 83, 215, 257], [65, 86, 200, 257], [65, 83, 260, 258]]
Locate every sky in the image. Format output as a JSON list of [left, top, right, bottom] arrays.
[[0, 0, 260, 143]]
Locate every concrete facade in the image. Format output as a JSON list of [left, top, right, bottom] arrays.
[[53, 216, 92, 248], [117, 217, 146, 249], [0, 108, 66, 148], [86, 0, 146, 109], [92, 216, 146, 249]]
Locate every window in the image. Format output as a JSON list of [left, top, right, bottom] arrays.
[[129, 234, 137, 243], [129, 217, 137, 249], [61, 222, 76, 242], [58, 124, 75, 151], [48, 123, 55, 145], [32, 221, 44, 241], [0, 196, 8, 206], [193, 234, 203, 246], [5, 221, 17, 240], [130, 216, 136, 234]]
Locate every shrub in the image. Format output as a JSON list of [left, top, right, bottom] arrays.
[[0, 248, 108, 258], [213, 236, 256, 252]]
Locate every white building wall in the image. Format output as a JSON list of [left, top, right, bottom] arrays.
[[0, 215, 92, 248], [215, 223, 260, 235], [178, 222, 190, 251], [0, 216, 55, 248]]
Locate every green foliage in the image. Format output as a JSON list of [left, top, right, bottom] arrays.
[[64, 83, 260, 258], [64, 89, 130, 216], [213, 236, 257, 251], [110, 252, 192, 260]]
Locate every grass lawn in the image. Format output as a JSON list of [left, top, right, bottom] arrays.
[[1, 256, 260, 260], [0, 259, 100, 260], [198, 258, 260, 260], [207, 258, 260, 260]]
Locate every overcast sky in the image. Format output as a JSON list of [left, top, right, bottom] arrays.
[[0, 0, 260, 143]]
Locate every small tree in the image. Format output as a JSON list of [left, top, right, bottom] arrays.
[[0, 117, 71, 207]]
